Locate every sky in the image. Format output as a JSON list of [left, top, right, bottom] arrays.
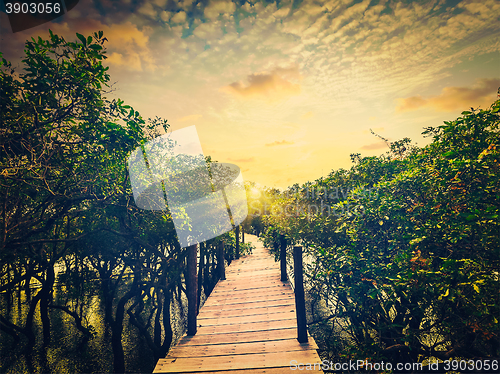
[[1, 0, 499, 189]]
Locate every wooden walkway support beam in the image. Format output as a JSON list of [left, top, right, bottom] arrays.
[[217, 241, 225, 281], [280, 235, 287, 282], [235, 225, 240, 259], [293, 245, 308, 343], [186, 243, 198, 336]]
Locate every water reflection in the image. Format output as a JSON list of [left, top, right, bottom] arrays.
[[0, 276, 189, 373]]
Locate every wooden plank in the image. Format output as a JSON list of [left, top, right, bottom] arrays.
[[154, 350, 322, 373], [211, 282, 290, 292], [176, 327, 296, 346], [198, 304, 296, 319], [196, 319, 296, 335], [204, 368, 321, 373], [201, 295, 294, 311], [167, 338, 318, 358], [155, 368, 315, 374], [207, 288, 294, 300], [196, 310, 296, 326], [203, 295, 294, 308], [207, 289, 293, 299], [212, 281, 285, 292]]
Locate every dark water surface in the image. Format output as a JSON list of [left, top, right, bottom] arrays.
[[0, 281, 189, 374]]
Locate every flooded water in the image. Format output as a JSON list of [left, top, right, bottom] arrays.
[[0, 279, 191, 373]]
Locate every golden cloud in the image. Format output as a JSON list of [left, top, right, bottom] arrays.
[[396, 78, 500, 112], [301, 111, 314, 119], [29, 19, 157, 72], [204, 0, 236, 20], [265, 140, 295, 147], [178, 114, 202, 122], [360, 141, 389, 151], [220, 66, 302, 102]]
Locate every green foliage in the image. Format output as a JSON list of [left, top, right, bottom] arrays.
[[0, 31, 222, 374], [220, 229, 255, 257], [260, 99, 500, 365]]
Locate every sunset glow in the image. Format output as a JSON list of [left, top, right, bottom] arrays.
[[1, 0, 499, 189]]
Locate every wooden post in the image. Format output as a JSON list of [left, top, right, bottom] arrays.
[[217, 241, 226, 280], [197, 243, 204, 314], [186, 244, 198, 336], [228, 238, 233, 265], [293, 246, 308, 343], [280, 235, 287, 282], [235, 226, 240, 259], [242, 228, 245, 243]]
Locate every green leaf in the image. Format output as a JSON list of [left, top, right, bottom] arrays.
[[76, 33, 86, 46], [443, 151, 456, 158]]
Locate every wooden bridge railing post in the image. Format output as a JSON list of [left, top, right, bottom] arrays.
[[279, 235, 287, 282], [235, 225, 240, 259], [196, 243, 204, 314], [217, 241, 226, 280], [293, 245, 308, 343], [186, 243, 198, 336]]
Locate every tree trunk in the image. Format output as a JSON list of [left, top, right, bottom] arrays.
[[24, 288, 43, 352], [41, 265, 55, 346], [154, 291, 163, 348], [161, 289, 173, 356], [111, 290, 135, 374]]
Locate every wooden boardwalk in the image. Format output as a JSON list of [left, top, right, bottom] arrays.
[[154, 235, 322, 373]]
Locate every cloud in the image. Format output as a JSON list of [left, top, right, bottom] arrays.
[[26, 19, 157, 72], [171, 11, 187, 24], [265, 140, 295, 147], [221, 66, 302, 102], [395, 95, 427, 112], [138, 2, 157, 19], [179, 114, 202, 122], [301, 111, 314, 119], [204, 0, 236, 20], [396, 78, 500, 112], [360, 141, 389, 151]]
